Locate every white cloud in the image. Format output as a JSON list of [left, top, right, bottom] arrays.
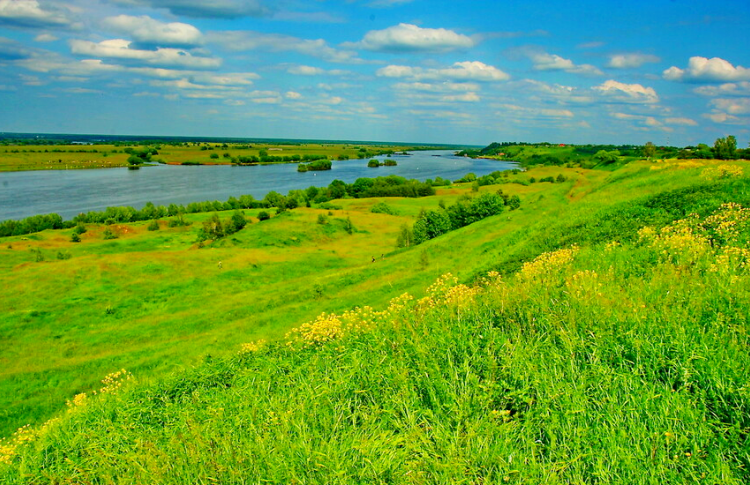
[[393, 82, 481, 93], [103, 15, 204, 47], [285, 91, 302, 99], [610, 112, 674, 131], [593, 80, 659, 104], [109, 0, 270, 19], [442, 92, 480, 102], [377, 61, 509, 82], [351, 23, 475, 53], [529, 52, 602, 75], [497, 104, 574, 119], [287, 65, 324, 76], [710, 98, 750, 115], [34, 33, 57, 42], [0, 0, 73, 28], [663, 56, 750, 83], [69, 39, 221, 69], [665, 117, 698, 126], [702, 112, 744, 124], [694, 81, 750, 97], [207, 31, 362, 64], [607, 53, 660, 69]]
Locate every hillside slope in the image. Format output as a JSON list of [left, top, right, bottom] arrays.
[[2, 159, 750, 483]]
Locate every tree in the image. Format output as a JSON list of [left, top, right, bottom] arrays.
[[413, 210, 452, 244], [594, 150, 620, 164], [713, 135, 737, 160], [230, 211, 247, 232], [643, 141, 656, 159], [396, 224, 414, 248]]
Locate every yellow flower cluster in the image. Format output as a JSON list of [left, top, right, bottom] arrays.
[[0, 370, 133, 466], [239, 339, 268, 354], [604, 241, 621, 252], [650, 225, 710, 265], [286, 313, 344, 348], [518, 246, 579, 281], [639, 203, 750, 274], [708, 246, 750, 275], [66, 392, 88, 408], [0, 424, 36, 465], [95, 369, 133, 396], [702, 164, 744, 180], [565, 270, 603, 300], [425, 274, 460, 299], [703, 202, 750, 245]]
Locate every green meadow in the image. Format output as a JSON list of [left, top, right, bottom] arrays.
[[0, 142, 419, 171], [1, 157, 749, 483]]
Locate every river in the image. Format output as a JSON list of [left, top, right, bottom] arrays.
[[0, 150, 515, 221]]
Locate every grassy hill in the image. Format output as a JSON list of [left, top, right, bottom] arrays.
[[1, 158, 749, 483]]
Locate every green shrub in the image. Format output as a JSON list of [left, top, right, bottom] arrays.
[[370, 202, 397, 215]]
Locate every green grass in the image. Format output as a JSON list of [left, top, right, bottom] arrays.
[[1, 159, 749, 483], [0, 142, 419, 172]]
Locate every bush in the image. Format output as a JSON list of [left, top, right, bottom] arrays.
[[257, 211, 270, 221], [147, 220, 160, 231], [317, 214, 328, 225], [508, 195, 521, 211], [367, 159, 381, 168], [230, 211, 248, 232], [413, 210, 452, 244], [103, 228, 118, 240], [370, 202, 397, 215], [70, 233, 81, 243]]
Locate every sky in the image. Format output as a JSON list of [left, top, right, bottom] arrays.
[[0, 0, 748, 146]]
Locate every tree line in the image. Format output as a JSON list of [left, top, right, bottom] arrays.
[[0, 174, 439, 237]]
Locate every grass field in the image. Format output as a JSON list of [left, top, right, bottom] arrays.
[[0, 142, 418, 171], [1, 157, 749, 483]]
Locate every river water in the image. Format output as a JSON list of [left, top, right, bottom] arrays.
[[0, 150, 515, 221]]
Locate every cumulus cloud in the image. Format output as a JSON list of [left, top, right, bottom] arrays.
[[607, 53, 660, 69], [0, 0, 74, 29], [207, 31, 362, 64], [285, 91, 302, 99], [529, 52, 602, 75], [109, 0, 271, 19], [702, 112, 743, 124], [377, 61, 509, 82], [70, 39, 221, 69], [694, 81, 750, 97], [593, 80, 659, 104], [665, 117, 698, 126], [350, 23, 475, 53], [103, 15, 204, 48], [710, 98, 750, 115], [663, 56, 750, 83]]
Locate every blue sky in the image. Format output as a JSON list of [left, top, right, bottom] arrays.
[[0, 0, 748, 146]]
